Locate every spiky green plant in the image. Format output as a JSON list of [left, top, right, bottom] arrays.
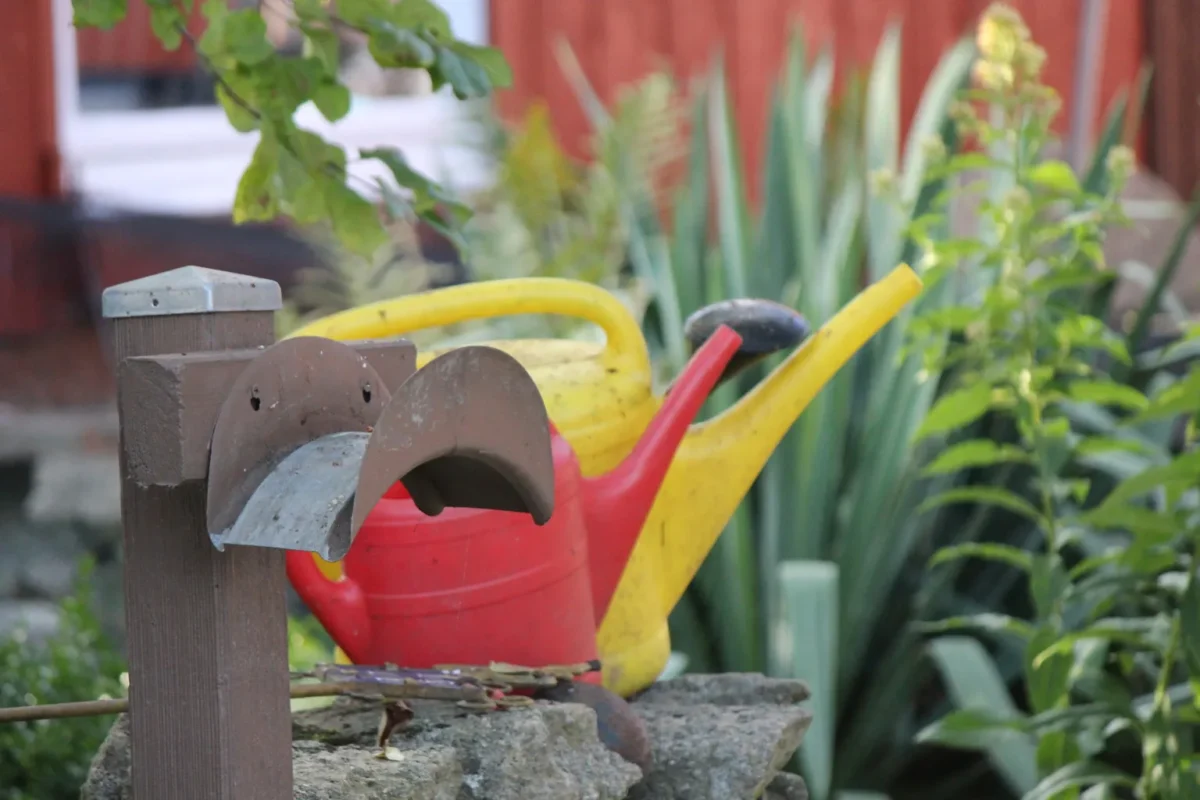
[[560, 22, 977, 797]]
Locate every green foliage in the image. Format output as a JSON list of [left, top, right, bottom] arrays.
[[0, 559, 125, 800], [910, 5, 1200, 797], [275, 96, 655, 344], [72, 0, 510, 257], [560, 20, 981, 798]]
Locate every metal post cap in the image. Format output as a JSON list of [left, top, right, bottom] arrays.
[[101, 266, 283, 319]]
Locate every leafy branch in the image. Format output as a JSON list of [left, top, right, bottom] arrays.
[[72, 0, 513, 255]]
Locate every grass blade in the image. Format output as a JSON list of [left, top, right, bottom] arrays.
[[863, 22, 903, 283], [775, 561, 840, 800]]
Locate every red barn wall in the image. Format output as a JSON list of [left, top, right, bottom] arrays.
[[491, 0, 1146, 195], [0, 1, 64, 334]]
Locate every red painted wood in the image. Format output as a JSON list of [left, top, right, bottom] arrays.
[[491, 0, 1148, 194], [76, 3, 207, 74], [0, 0, 66, 335]]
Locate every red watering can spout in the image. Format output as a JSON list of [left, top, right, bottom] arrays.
[[285, 549, 372, 663], [582, 324, 742, 623]]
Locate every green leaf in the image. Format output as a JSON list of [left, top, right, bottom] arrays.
[[916, 613, 1034, 641], [1079, 504, 1179, 542], [1074, 436, 1151, 457], [1029, 555, 1068, 619], [1093, 451, 1200, 515], [366, 22, 437, 68], [232, 135, 281, 223], [220, 9, 276, 65], [1027, 159, 1082, 196], [916, 382, 996, 440], [216, 81, 259, 132], [1066, 380, 1149, 411], [334, 0, 390, 26], [146, 1, 187, 50], [1180, 576, 1200, 694], [73, 0, 128, 28], [917, 707, 1021, 749], [324, 183, 388, 257], [774, 561, 838, 800], [930, 543, 1034, 573], [388, 0, 453, 38], [918, 486, 1043, 523], [1032, 616, 1173, 669], [432, 43, 491, 99], [303, 27, 341, 75], [1025, 625, 1071, 714], [922, 439, 1030, 475], [1126, 190, 1200, 357], [313, 81, 351, 122], [1137, 369, 1200, 421], [1021, 761, 1136, 800], [925, 637, 1039, 794], [449, 42, 513, 89]]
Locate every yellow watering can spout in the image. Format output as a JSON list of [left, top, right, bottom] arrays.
[[596, 264, 923, 696]]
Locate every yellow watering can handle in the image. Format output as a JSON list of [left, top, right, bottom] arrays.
[[284, 277, 649, 366]]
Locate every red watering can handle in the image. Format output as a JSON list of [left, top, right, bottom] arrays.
[[285, 549, 372, 663]]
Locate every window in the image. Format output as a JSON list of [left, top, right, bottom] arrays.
[[52, 0, 494, 215]]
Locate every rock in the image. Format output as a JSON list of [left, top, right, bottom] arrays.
[[81, 713, 131, 800], [82, 673, 813, 800], [633, 673, 810, 707], [292, 740, 461, 800], [627, 704, 811, 800], [0, 600, 61, 644], [85, 697, 642, 800], [765, 773, 809, 800], [627, 674, 813, 800]]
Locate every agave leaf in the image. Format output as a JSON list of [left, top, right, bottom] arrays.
[[1124, 190, 1200, 360], [775, 561, 839, 800], [863, 22, 903, 284], [928, 637, 1039, 794], [708, 55, 751, 300]]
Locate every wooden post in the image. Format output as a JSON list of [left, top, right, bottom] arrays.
[[102, 266, 292, 800]]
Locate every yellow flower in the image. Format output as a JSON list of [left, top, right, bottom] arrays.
[[973, 60, 1014, 91], [976, 3, 1027, 64], [868, 167, 897, 196], [1106, 145, 1136, 180], [921, 134, 948, 165]]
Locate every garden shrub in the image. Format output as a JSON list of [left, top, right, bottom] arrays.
[[0, 558, 124, 800], [910, 4, 1200, 796]]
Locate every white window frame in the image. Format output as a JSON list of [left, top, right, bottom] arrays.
[[50, 0, 495, 216]]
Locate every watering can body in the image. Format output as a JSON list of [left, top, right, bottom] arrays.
[[288, 266, 925, 695], [286, 436, 601, 675], [285, 326, 744, 683]]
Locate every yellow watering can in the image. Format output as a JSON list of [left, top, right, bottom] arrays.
[[287, 264, 923, 694]]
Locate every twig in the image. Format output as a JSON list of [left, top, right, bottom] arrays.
[[0, 680, 488, 724]]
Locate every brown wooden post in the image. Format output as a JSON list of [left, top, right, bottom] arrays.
[[102, 266, 292, 800]]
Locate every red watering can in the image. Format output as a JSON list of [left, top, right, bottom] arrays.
[[285, 325, 743, 681]]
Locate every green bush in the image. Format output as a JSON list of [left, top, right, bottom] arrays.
[[0, 559, 125, 800], [911, 7, 1200, 797]]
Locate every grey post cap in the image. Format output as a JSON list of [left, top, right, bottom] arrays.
[[101, 266, 283, 319]]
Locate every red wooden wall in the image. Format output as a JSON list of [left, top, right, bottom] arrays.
[[0, 1, 63, 334], [491, 0, 1146, 191], [0, 3, 58, 197], [76, 2, 207, 73]]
